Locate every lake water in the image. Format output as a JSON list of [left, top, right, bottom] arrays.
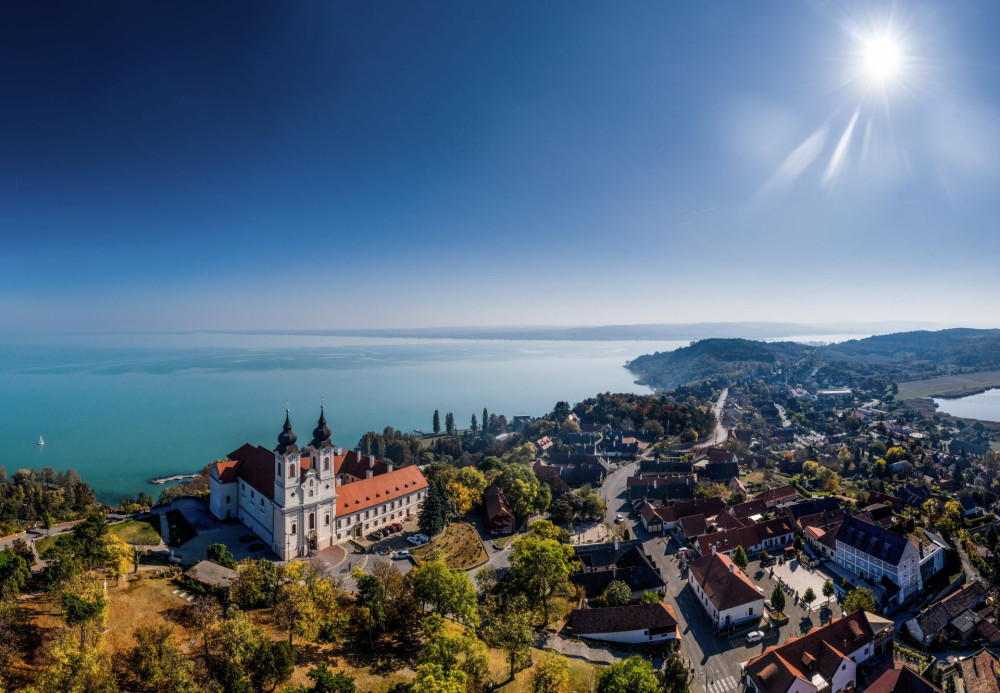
[[933, 388, 1000, 423], [0, 331, 872, 504]]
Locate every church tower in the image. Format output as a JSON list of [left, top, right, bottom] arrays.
[[273, 410, 301, 509], [309, 405, 336, 484]]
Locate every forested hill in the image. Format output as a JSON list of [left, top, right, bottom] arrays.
[[628, 328, 1000, 390]]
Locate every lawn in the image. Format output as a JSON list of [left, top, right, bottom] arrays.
[[491, 646, 598, 693], [896, 370, 1000, 400], [412, 521, 488, 570], [109, 517, 162, 546]]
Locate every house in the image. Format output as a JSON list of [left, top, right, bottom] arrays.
[[184, 560, 237, 590], [897, 483, 931, 509], [834, 516, 923, 607], [687, 549, 763, 630], [804, 522, 841, 561], [713, 508, 747, 531], [483, 485, 515, 535], [865, 666, 941, 693], [861, 503, 896, 528], [656, 496, 725, 531], [867, 490, 900, 508], [639, 459, 694, 476], [535, 436, 553, 452], [572, 538, 665, 600], [695, 517, 794, 558], [639, 501, 668, 533], [956, 649, 1000, 693], [754, 484, 798, 509], [905, 581, 989, 644], [730, 498, 769, 523], [678, 514, 708, 542], [209, 408, 428, 559], [626, 475, 696, 504], [570, 602, 677, 644], [744, 610, 876, 693], [785, 497, 841, 520], [779, 458, 804, 475], [728, 476, 748, 496]]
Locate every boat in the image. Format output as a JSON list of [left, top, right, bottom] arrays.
[[37, 436, 44, 446]]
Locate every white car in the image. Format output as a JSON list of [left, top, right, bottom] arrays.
[[392, 550, 410, 560], [615, 514, 623, 523], [407, 536, 424, 546], [746, 631, 765, 643]]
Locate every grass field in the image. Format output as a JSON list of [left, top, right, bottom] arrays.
[[897, 370, 1000, 400], [412, 520, 488, 570], [109, 517, 162, 546]]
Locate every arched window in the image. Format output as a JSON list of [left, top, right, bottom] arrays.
[[288, 463, 295, 478], [325, 514, 330, 526], [309, 513, 315, 530], [323, 457, 330, 471], [291, 523, 297, 535]]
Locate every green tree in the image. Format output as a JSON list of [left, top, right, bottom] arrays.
[[470, 414, 478, 435], [770, 584, 785, 613], [822, 580, 835, 602], [843, 586, 877, 614], [130, 624, 195, 693], [659, 651, 691, 693], [946, 677, 957, 693], [304, 664, 355, 692], [595, 656, 660, 693], [802, 587, 816, 610], [248, 640, 295, 693], [412, 662, 466, 693], [483, 594, 533, 681], [230, 558, 278, 609], [531, 652, 570, 693], [639, 590, 660, 605], [351, 568, 387, 650], [72, 512, 109, 569], [602, 580, 631, 607], [207, 543, 237, 569], [509, 531, 574, 625], [483, 408, 489, 435], [496, 463, 549, 521], [433, 410, 441, 435], [793, 535, 804, 552], [445, 412, 456, 435], [731, 546, 749, 570], [410, 557, 479, 626], [418, 480, 449, 538]]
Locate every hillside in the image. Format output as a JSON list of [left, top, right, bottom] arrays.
[[628, 328, 1000, 391]]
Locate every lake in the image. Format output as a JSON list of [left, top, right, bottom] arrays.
[[933, 388, 1000, 423], [0, 331, 872, 504]]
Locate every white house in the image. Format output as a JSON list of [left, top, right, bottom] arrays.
[[209, 408, 428, 559], [686, 548, 763, 630], [570, 602, 678, 644], [834, 516, 927, 607]]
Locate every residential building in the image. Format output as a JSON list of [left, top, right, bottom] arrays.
[[865, 666, 941, 693], [572, 537, 665, 600], [834, 516, 922, 607], [905, 581, 989, 644], [744, 610, 876, 693], [687, 549, 763, 630], [483, 485, 515, 535], [570, 602, 677, 644], [956, 649, 1000, 693]]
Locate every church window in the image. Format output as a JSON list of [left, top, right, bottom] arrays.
[[309, 490, 313, 498], [226, 496, 230, 503], [289, 464, 295, 478], [291, 523, 297, 535], [325, 514, 330, 526], [309, 514, 315, 530], [323, 457, 330, 471]]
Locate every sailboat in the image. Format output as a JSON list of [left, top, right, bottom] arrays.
[[37, 436, 44, 446]]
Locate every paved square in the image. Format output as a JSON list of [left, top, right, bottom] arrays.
[[770, 559, 831, 603]]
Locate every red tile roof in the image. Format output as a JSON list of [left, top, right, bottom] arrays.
[[866, 666, 941, 693], [687, 552, 762, 611], [225, 443, 278, 500], [336, 465, 428, 515]]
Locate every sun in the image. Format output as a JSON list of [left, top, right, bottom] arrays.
[[862, 35, 903, 83]]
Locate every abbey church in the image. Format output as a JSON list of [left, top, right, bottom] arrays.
[[208, 408, 428, 559]]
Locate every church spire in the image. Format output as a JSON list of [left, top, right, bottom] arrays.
[[311, 404, 332, 448], [276, 408, 299, 455]]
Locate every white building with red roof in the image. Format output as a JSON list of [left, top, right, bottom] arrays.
[[209, 407, 428, 559]]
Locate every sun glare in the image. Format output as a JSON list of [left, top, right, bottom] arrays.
[[862, 35, 902, 82]]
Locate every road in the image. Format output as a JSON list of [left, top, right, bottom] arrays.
[[706, 388, 729, 446]]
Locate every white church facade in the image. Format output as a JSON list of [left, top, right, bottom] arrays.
[[209, 408, 428, 559]]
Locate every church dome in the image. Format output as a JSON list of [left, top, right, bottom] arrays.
[[276, 411, 299, 454], [311, 406, 332, 448]]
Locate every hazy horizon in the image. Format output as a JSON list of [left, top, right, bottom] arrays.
[[2, 2, 999, 330]]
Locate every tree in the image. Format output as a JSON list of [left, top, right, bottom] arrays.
[[72, 512, 109, 569], [770, 584, 785, 613], [495, 463, 549, 521], [410, 557, 479, 626], [822, 580, 835, 602], [793, 535, 804, 552], [60, 576, 109, 650], [351, 568, 387, 650], [659, 651, 691, 693], [207, 543, 237, 569], [419, 480, 449, 538], [36, 630, 118, 693], [230, 558, 278, 609], [483, 595, 533, 681], [192, 596, 223, 664], [483, 408, 489, 435], [595, 656, 660, 693], [304, 664, 356, 693], [418, 614, 489, 693], [433, 410, 441, 435], [639, 590, 660, 604], [602, 580, 631, 607], [731, 546, 749, 570], [802, 587, 816, 610], [130, 624, 195, 692], [946, 677, 957, 693], [509, 531, 574, 626], [470, 414, 478, 435], [445, 412, 456, 435], [412, 662, 466, 693], [248, 640, 295, 693], [444, 480, 480, 516], [531, 652, 570, 693], [843, 586, 877, 614]]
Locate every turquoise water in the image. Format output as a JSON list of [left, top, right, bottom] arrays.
[[933, 388, 1000, 423], [0, 333, 677, 504]]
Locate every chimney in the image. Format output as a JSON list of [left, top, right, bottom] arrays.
[[386, 463, 393, 473], [711, 544, 717, 555], [369, 454, 375, 468], [729, 561, 734, 573], [614, 536, 619, 551], [653, 479, 657, 489], [366, 468, 374, 479]]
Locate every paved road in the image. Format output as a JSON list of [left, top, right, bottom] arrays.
[[707, 388, 729, 446]]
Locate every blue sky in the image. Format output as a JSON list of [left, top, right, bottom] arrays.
[[2, 1, 998, 331]]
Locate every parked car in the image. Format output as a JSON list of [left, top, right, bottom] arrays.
[[392, 550, 410, 560], [248, 542, 266, 552], [390, 522, 402, 532], [764, 599, 773, 611], [414, 533, 429, 542], [615, 514, 623, 523], [239, 534, 255, 543], [407, 535, 426, 546], [746, 631, 765, 643]]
